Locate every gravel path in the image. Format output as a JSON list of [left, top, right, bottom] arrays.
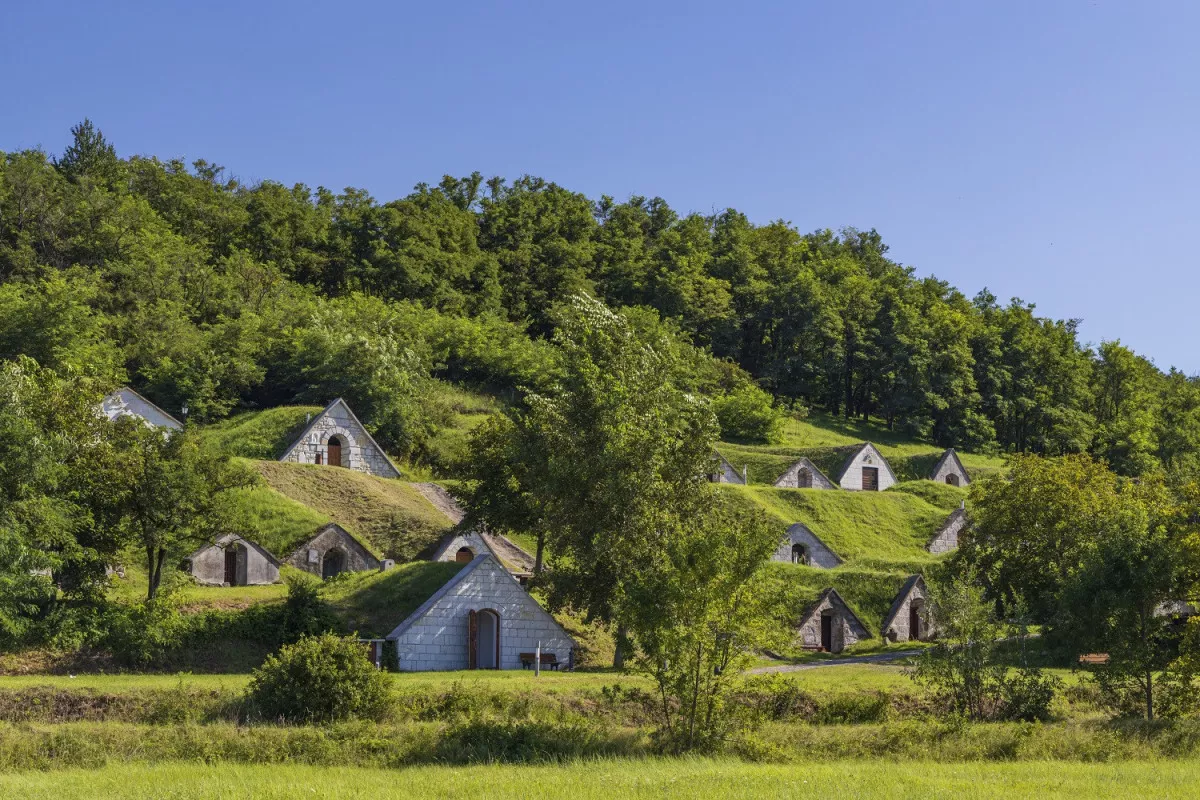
[[748, 649, 921, 674], [412, 482, 465, 524]]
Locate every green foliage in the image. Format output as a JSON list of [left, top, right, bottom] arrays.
[[713, 384, 785, 443], [246, 633, 392, 723], [908, 569, 1060, 721], [280, 571, 339, 643]]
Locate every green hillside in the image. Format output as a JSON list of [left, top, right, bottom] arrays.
[[723, 485, 949, 567], [717, 412, 1006, 486], [325, 561, 465, 638], [240, 461, 454, 561], [198, 406, 324, 460]]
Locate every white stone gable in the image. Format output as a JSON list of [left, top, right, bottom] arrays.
[[772, 523, 843, 568], [279, 399, 401, 479], [387, 555, 576, 671], [773, 457, 836, 490], [101, 388, 182, 431], [837, 443, 896, 491]]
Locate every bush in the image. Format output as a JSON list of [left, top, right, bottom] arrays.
[[997, 669, 1061, 722], [280, 571, 339, 644], [246, 633, 392, 723], [713, 385, 784, 443]]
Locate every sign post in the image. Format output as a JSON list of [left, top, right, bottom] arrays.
[[535, 641, 541, 677]]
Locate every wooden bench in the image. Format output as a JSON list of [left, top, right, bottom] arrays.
[[519, 652, 560, 670], [1079, 653, 1110, 665]]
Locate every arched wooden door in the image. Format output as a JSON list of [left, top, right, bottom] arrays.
[[467, 608, 501, 669], [327, 436, 343, 467], [909, 603, 921, 641], [455, 547, 475, 563]]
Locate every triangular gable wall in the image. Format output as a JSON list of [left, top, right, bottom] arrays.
[[278, 398, 401, 478], [835, 443, 897, 491], [773, 457, 837, 489], [929, 448, 970, 486], [881, 575, 926, 638], [101, 387, 183, 430]]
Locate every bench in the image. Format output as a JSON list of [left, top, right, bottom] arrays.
[[1079, 653, 1110, 665], [519, 652, 559, 670]]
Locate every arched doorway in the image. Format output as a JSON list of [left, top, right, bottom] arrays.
[[455, 546, 475, 563], [945, 474, 960, 487], [468, 608, 501, 669], [224, 543, 243, 586], [327, 435, 343, 468], [322, 548, 346, 579], [797, 468, 812, 489], [791, 543, 809, 565]]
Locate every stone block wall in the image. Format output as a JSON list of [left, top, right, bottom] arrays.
[[188, 537, 279, 586], [772, 523, 843, 568], [286, 524, 381, 576], [774, 459, 836, 489], [390, 557, 575, 671], [928, 509, 966, 554], [281, 401, 400, 479], [796, 591, 868, 654], [930, 450, 971, 486], [885, 582, 928, 642], [838, 444, 897, 491]]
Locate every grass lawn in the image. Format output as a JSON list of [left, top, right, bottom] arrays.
[[196, 406, 324, 460], [0, 663, 933, 695], [4, 759, 1200, 799]]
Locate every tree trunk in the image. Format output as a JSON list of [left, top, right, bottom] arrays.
[[146, 546, 166, 602], [1146, 670, 1154, 721], [613, 624, 629, 669], [534, 533, 545, 576]]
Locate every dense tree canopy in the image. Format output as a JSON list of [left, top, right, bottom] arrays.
[[2, 121, 1200, 475]]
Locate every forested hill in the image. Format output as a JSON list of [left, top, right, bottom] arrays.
[[2, 120, 1195, 477]]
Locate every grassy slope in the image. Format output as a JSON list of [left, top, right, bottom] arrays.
[[423, 382, 499, 474], [6, 759, 1199, 799], [323, 561, 464, 638], [723, 485, 946, 566], [249, 461, 453, 560], [718, 411, 1007, 485], [197, 406, 324, 460]]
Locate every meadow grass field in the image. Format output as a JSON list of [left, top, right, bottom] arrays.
[[3, 759, 1199, 799], [0, 663, 925, 694]]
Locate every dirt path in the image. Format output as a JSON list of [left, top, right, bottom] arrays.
[[412, 482, 465, 524], [748, 649, 921, 674]]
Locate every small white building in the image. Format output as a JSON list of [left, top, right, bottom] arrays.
[[882, 575, 930, 642], [709, 452, 747, 484], [771, 523, 843, 568], [101, 387, 182, 431], [386, 554, 576, 671], [795, 588, 869, 654], [773, 457, 836, 490], [834, 443, 897, 492], [929, 448, 971, 487], [431, 529, 536, 580], [279, 398, 401, 479], [184, 534, 280, 586]]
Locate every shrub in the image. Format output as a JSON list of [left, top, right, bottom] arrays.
[[280, 571, 339, 644], [246, 633, 392, 723], [997, 669, 1061, 722], [713, 385, 784, 443]]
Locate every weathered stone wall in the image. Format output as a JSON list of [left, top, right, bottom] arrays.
[[432, 531, 491, 563], [930, 449, 971, 486], [711, 457, 745, 484], [838, 444, 896, 491], [188, 537, 279, 585], [772, 524, 843, 568], [773, 459, 836, 490], [796, 592, 867, 654], [928, 508, 966, 554], [286, 524, 381, 576], [885, 582, 928, 642], [280, 401, 400, 479], [389, 557, 575, 671]]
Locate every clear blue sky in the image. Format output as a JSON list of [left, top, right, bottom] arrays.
[[4, 2, 1197, 372]]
